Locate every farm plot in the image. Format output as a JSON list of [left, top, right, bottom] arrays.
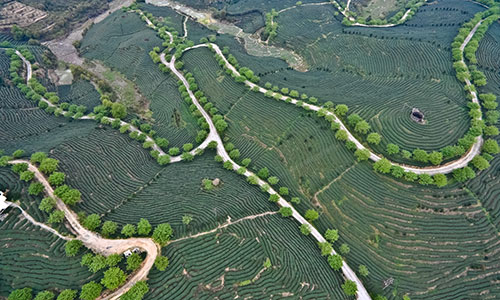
[[147, 214, 347, 300], [313, 161, 500, 299], [104, 152, 277, 238], [0, 84, 96, 154], [182, 47, 356, 215], [80, 10, 199, 147], [57, 79, 101, 111], [140, 3, 185, 33], [263, 1, 476, 155], [0, 210, 98, 297], [467, 20, 500, 232], [50, 127, 163, 216]]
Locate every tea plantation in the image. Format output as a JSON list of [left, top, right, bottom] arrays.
[[0, 0, 499, 299]]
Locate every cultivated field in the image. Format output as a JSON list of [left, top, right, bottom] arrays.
[[0, 0, 499, 299]]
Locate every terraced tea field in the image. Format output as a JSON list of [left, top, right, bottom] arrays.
[[148, 214, 348, 299], [1, 0, 500, 299], [80, 10, 199, 148], [0, 169, 98, 297]]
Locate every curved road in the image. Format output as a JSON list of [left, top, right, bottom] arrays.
[[157, 48, 372, 299], [184, 19, 484, 176], [9, 160, 160, 300], [8, 12, 490, 300]]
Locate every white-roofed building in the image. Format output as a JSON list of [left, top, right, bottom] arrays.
[[0, 191, 10, 214]]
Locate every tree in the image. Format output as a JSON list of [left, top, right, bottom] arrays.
[[354, 120, 371, 134], [279, 207, 293, 217], [241, 158, 251, 166], [54, 185, 81, 205], [39, 158, 59, 174], [48, 210, 65, 224], [121, 224, 136, 237], [366, 133, 381, 145], [325, 229, 339, 243], [28, 182, 44, 195], [335, 130, 348, 141], [340, 243, 350, 255], [156, 138, 169, 149], [433, 174, 448, 187], [328, 254, 343, 270], [106, 254, 122, 267], [215, 119, 228, 132], [183, 143, 193, 152], [83, 214, 101, 231], [373, 158, 392, 174], [157, 155, 171, 165], [269, 194, 279, 202], [429, 151, 443, 165], [341, 280, 357, 296], [347, 113, 362, 126], [20, 171, 34, 182], [471, 155, 490, 170], [419, 174, 434, 185], [137, 218, 152, 236], [101, 267, 126, 290], [80, 281, 102, 300], [48, 172, 65, 186], [12, 163, 28, 174], [300, 224, 311, 235], [34, 291, 54, 300], [279, 187, 289, 195], [110, 102, 127, 119], [268, 176, 279, 185], [247, 175, 259, 185], [305, 209, 319, 222], [391, 166, 404, 178], [65, 240, 83, 257], [8, 288, 32, 300], [318, 242, 333, 256], [39, 197, 56, 213], [335, 104, 348, 116], [56, 290, 77, 300], [358, 265, 369, 277], [30, 152, 47, 164], [229, 149, 240, 159], [484, 125, 499, 136], [101, 221, 118, 237], [354, 149, 370, 161], [155, 256, 169, 271], [120, 281, 149, 300], [257, 167, 269, 179], [127, 253, 143, 271], [153, 223, 173, 245], [452, 167, 476, 182], [386, 143, 400, 155], [413, 149, 429, 162], [89, 255, 107, 273], [182, 215, 193, 225], [483, 139, 500, 154], [12, 149, 25, 158]]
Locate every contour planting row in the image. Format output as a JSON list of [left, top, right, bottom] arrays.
[[1, 157, 167, 300], [134, 9, 371, 299], [313, 161, 500, 298], [8, 47, 212, 166], [148, 214, 350, 299], [178, 13, 499, 181], [0, 211, 99, 297]]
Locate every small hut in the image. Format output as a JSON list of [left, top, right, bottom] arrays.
[[0, 191, 10, 215]]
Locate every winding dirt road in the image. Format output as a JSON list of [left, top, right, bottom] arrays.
[[187, 22, 484, 175], [9, 160, 159, 300], [8, 9, 491, 300]]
